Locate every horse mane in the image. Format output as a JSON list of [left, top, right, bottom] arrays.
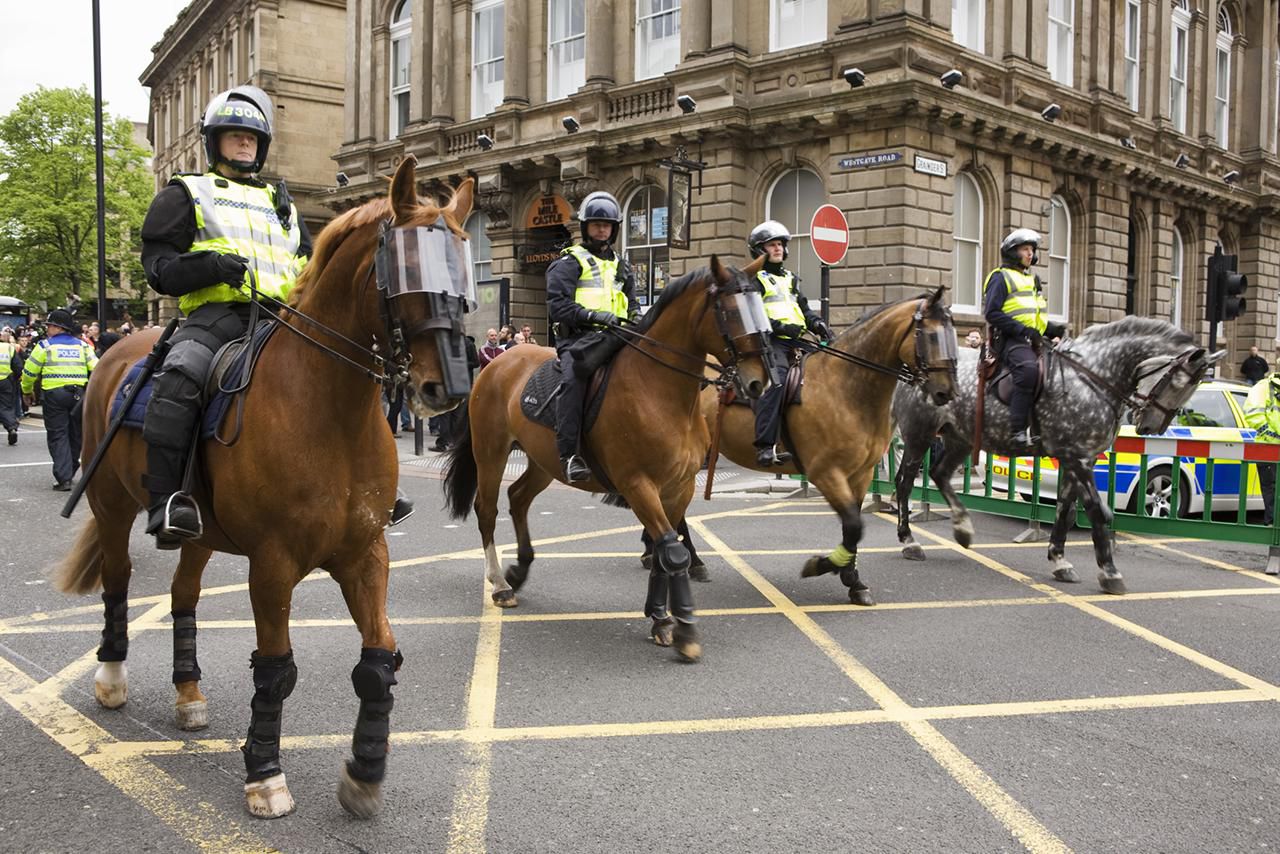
[[287, 192, 465, 308], [1075, 315, 1194, 347], [848, 292, 937, 332], [631, 265, 714, 335]]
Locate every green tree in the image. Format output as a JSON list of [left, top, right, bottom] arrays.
[[0, 86, 153, 309]]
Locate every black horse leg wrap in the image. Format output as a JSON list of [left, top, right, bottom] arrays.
[[171, 610, 201, 684], [347, 647, 399, 784], [97, 591, 128, 662], [654, 532, 696, 624], [242, 651, 297, 782]]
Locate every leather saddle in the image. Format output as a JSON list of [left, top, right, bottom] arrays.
[[983, 349, 1047, 407]]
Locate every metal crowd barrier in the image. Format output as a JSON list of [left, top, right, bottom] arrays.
[[861, 436, 1280, 574]]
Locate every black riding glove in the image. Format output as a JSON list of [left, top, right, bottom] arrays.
[[812, 319, 834, 341], [1024, 328, 1044, 346], [214, 254, 250, 287], [589, 311, 621, 328], [775, 323, 804, 339]]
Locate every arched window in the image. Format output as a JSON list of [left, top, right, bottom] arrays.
[[1170, 0, 1191, 133], [765, 168, 826, 291], [952, 0, 984, 53], [1123, 0, 1140, 110], [1215, 8, 1233, 149], [389, 0, 411, 138], [951, 172, 983, 310], [1048, 0, 1074, 86], [636, 0, 681, 80], [465, 212, 493, 284], [1047, 195, 1071, 321], [623, 185, 669, 307], [1170, 227, 1184, 328], [472, 0, 505, 118]]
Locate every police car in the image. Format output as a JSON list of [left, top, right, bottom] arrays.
[[990, 379, 1262, 517]]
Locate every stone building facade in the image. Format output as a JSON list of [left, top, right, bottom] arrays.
[[141, 0, 347, 235], [337, 1, 1275, 372]]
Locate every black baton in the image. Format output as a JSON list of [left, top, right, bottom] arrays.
[[61, 317, 181, 518]]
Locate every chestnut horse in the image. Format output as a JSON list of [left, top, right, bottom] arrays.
[[444, 256, 775, 662], [698, 288, 957, 604], [53, 157, 471, 819]]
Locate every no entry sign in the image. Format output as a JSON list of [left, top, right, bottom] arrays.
[[809, 204, 849, 266]]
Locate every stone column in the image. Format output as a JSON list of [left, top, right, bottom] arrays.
[[681, 0, 710, 59], [504, 0, 530, 105], [708, 1, 746, 55], [430, 0, 453, 121], [343, 0, 361, 141], [585, 0, 615, 86], [411, 0, 431, 123]]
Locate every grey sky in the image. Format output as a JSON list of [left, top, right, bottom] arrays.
[[2, 1, 192, 125]]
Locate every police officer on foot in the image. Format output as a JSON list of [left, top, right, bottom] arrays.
[[982, 228, 1065, 449], [747, 220, 833, 467], [20, 309, 97, 489], [0, 327, 19, 445], [546, 191, 637, 482], [1244, 371, 1280, 526], [139, 86, 311, 548]]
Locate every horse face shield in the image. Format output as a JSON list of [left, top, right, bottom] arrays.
[[915, 309, 959, 406], [375, 224, 476, 411], [714, 286, 774, 399]]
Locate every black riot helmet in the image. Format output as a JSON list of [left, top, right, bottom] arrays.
[[576, 191, 623, 247], [201, 86, 274, 174], [1000, 228, 1041, 268], [748, 220, 791, 260]]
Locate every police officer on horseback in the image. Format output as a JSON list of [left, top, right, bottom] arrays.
[[748, 220, 833, 467], [139, 86, 312, 548], [982, 228, 1065, 449], [546, 191, 637, 483]]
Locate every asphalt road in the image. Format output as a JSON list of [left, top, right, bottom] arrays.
[[2, 421, 1278, 853]]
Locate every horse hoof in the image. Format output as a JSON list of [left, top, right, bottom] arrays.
[[901, 544, 926, 562], [1098, 573, 1127, 595], [337, 764, 383, 820], [245, 773, 295, 819], [849, 586, 876, 607], [1052, 566, 1080, 584], [673, 622, 702, 663], [93, 662, 127, 709], [492, 590, 518, 608], [651, 618, 674, 647], [689, 561, 710, 583], [954, 520, 974, 549], [800, 556, 834, 578], [640, 554, 653, 571], [175, 700, 208, 731], [504, 564, 529, 592]]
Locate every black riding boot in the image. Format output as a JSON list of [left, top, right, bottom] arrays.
[[144, 445, 201, 549]]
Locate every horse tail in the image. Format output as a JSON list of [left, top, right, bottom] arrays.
[[53, 517, 104, 595], [442, 403, 478, 520]]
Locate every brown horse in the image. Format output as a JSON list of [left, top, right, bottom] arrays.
[[444, 256, 775, 662], [698, 288, 957, 604], [53, 156, 472, 819]]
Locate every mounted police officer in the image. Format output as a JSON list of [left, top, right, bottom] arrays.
[[20, 309, 97, 489], [982, 228, 1065, 449], [546, 191, 637, 482], [139, 85, 312, 548], [748, 220, 833, 467]]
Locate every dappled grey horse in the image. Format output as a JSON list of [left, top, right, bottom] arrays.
[[892, 316, 1222, 594]]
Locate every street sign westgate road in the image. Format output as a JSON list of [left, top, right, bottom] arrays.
[[810, 204, 849, 266]]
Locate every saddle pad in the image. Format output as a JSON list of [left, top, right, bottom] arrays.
[[518, 357, 611, 434], [111, 319, 277, 439]]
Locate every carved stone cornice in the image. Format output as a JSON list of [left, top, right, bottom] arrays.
[[476, 187, 513, 230]]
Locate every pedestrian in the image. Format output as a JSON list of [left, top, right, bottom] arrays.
[[478, 327, 504, 368], [1241, 346, 1269, 384], [520, 324, 538, 347], [546, 190, 638, 482], [982, 228, 1066, 449], [1245, 371, 1280, 526], [0, 327, 19, 444], [510, 331, 526, 346], [746, 220, 834, 466], [20, 308, 97, 490], [965, 330, 982, 349], [497, 324, 514, 347], [137, 84, 312, 548], [14, 332, 31, 417]]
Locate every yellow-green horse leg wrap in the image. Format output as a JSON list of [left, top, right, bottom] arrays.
[[828, 544, 855, 567]]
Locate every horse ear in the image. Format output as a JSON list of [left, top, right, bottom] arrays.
[[389, 155, 419, 224], [930, 285, 946, 305], [442, 177, 475, 228], [711, 254, 730, 285], [743, 255, 766, 277]]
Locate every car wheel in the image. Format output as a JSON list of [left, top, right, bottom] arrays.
[[1129, 465, 1189, 518]]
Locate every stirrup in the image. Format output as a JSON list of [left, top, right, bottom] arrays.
[[158, 492, 203, 539], [562, 454, 590, 483], [389, 496, 415, 527]]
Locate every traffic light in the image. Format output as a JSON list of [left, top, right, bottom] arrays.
[[1206, 248, 1248, 323]]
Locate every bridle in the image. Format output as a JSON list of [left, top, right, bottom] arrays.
[[806, 297, 957, 390], [1051, 344, 1204, 425]]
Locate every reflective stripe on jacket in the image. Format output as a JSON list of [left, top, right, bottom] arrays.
[[758, 270, 806, 333], [563, 245, 628, 317], [172, 174, 304, 315], [1245, 376, 1280, 444], [0, 341, 13, 380], [20, 335, 97, 393], [983, 267, 1046, 334]]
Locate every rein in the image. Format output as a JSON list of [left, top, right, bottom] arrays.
[[805, 298, 937, 387], [1050, 343, 1191, 419]]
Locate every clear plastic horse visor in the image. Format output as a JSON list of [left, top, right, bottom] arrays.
[[722, 292, 772, 339], [921, 326, 959, 363], [376, 225, 476, 308]]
